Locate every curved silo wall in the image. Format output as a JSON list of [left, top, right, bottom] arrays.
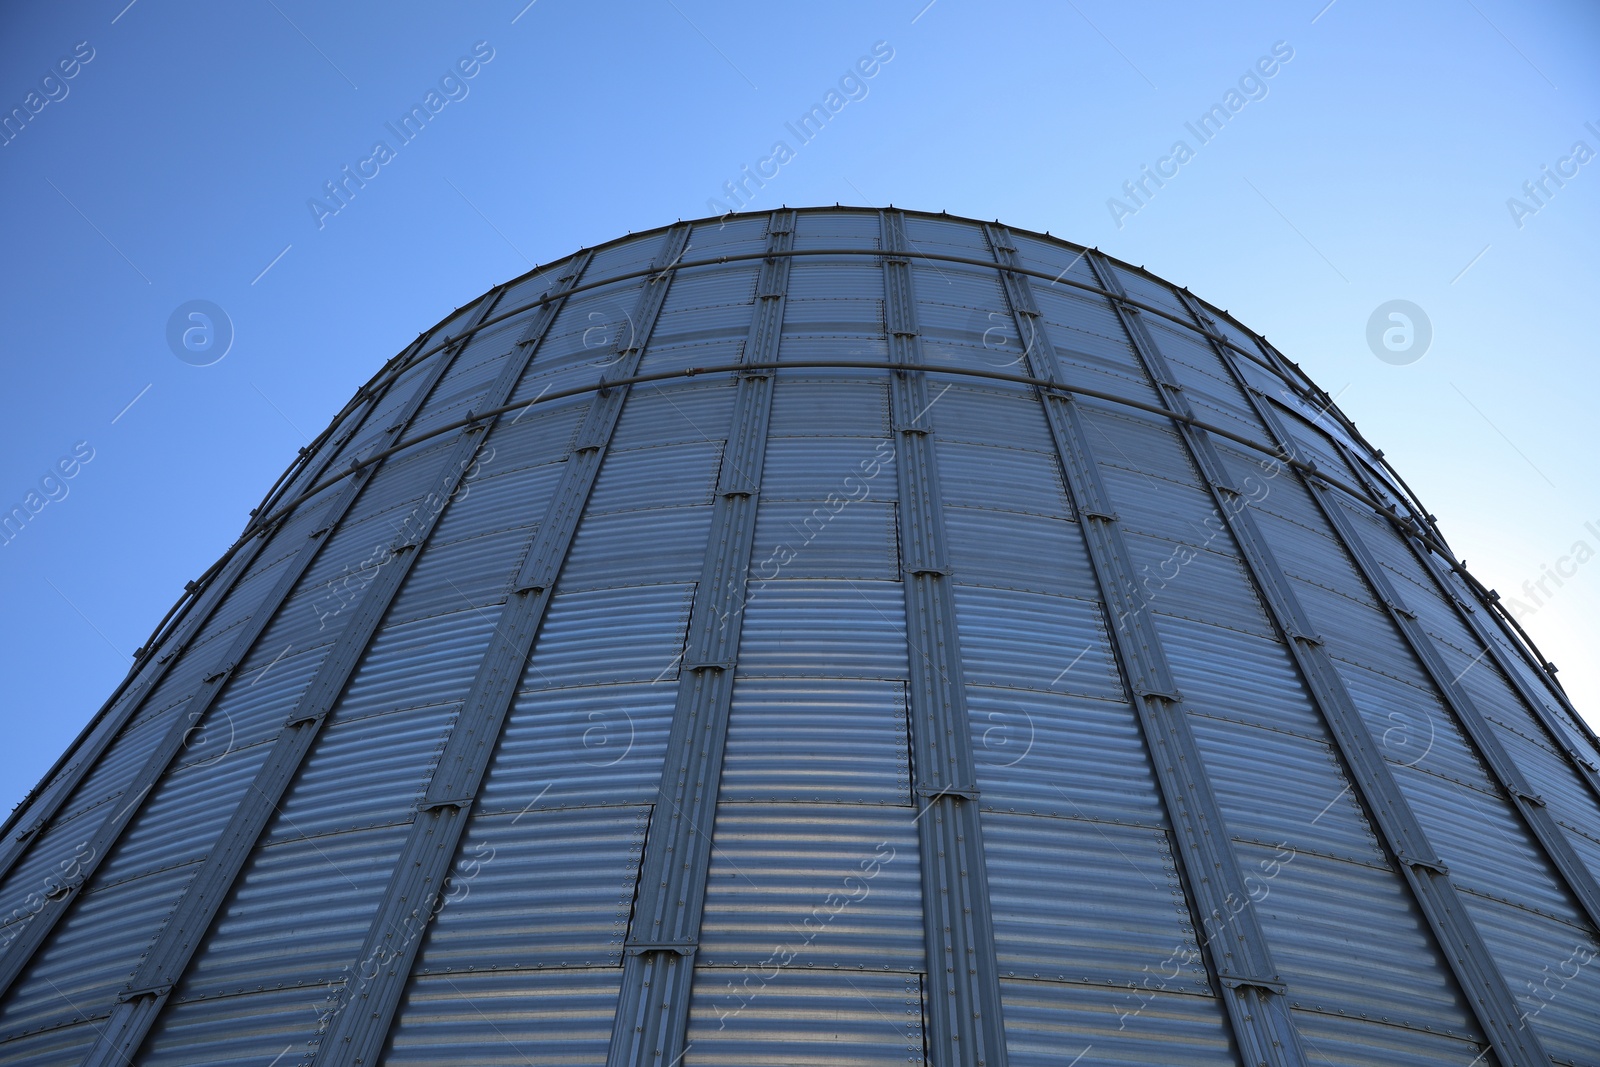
[[0, 207, 1597, 1067]]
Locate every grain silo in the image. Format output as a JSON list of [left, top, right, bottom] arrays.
[[2, 207, 1597, 1067]]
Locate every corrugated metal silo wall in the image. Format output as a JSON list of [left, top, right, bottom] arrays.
[[1, 208, 1598, 1067]]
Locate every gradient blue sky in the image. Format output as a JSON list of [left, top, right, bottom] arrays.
[[2, 1, 1596, 816]]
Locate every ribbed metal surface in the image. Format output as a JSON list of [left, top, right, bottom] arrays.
[[3, 207, 1597, 1067]]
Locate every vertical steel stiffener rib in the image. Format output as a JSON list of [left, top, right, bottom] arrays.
[[1085, 251, 1552, 1067], [0, 329, 460, 1000], [885, 211, 1008, 1067], [1318, 412, 1600, 804], [985, 227, 1307, 1067], [304, 228, 690, 1067], [0, 346, 412, 887], [605, 212, 795, 1067], [1173, 290, 1600, 945], [1252, 332, 1600, 771], [72, 287, 528, 1067]]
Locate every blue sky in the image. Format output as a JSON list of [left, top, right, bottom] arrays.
[[2, 0, 1596, 815]]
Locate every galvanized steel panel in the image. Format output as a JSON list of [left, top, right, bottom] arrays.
[[1242, 843, 1482, 1035], [968, 687, 1166, 826], [0, 1020, 98, 1067], [171, 824, 411, 998], [718, 678, 910, 805], [934, 440, 1069, 516], [734, 579, 908, 679], [563, 505, 714, 587], [585, 441, 722, 514], [749, 499, 898, 581], [927, 385, 1055, 450], [696, 805, 922, 971], [381, 968, 624, 1067], [1185, 714, 1380, 864], [261, 703, 457, 843], [609, 381, 738, 451], [943, 506, 1092, 596], [685, 970, 923, 1066], [330, 611, 499, 722], [1288, 1010, 1488, 1067], [138, 983, 335, 1067], [950, 584, 1124, 700], [94, 741, 274, 883], [517, 584, 695, 692], [0, 863, 191, 1038], [767, 377, 891, 437], [1459, 890, 1600, 1066], [478, 684, 674, 813], [758, 437, 895, 500], [982, 812, 1206, 993], [997, 978, 1236, 1067], [406, 807, 650, 973], [684, 214, 772, 252]]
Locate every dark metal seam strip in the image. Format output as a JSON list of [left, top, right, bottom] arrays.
[[305, 227, 689, 1067], [68, 289, 519, 1067], [1174, 291, 1600, 945], [887, 210, 1008, 1067], [606, 211, 796, 1067], [985, 226, 1306, 1067], [0, 325, 471, 1004], [1310, 417, 1600, 795], [1086, 252, 1551, 1067], [0, 340, 418, 881]]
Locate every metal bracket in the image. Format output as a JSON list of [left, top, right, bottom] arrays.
[[624, 941, 697, 956], [916, 785, 980, 802], [1218, 973, 1287, 996], [1400, 854, 1450, 876], [117, 983, 171, 1003], [417, 797, 471, 813]]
